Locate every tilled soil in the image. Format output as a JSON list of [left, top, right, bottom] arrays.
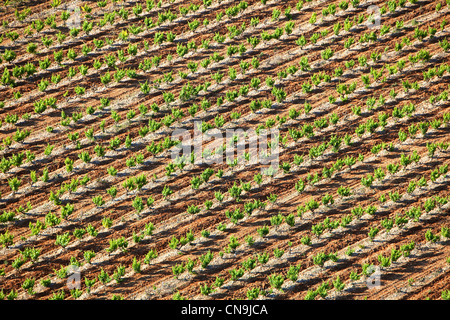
[[0, 0, 449, 301]]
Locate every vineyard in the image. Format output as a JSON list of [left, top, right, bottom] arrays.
[[0, 0, 449, 301]]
